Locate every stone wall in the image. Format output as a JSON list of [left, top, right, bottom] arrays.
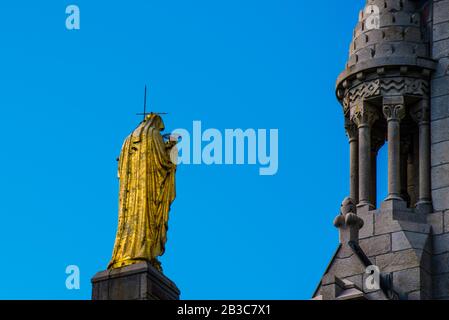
[[358, 203, 432, 299], [430, 0, 449, 299], [431, 0, 449, 211]]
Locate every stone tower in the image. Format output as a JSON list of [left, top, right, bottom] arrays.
[[313, 0, 449, 300]]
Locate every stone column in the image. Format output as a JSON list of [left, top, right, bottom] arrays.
[[351, 102, 379, 210], [412, 100, 432, 212], [345, 119, 359, 204], [383, 96, 406, 201]]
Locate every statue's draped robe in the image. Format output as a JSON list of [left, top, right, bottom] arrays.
[[108, 115, 176, 270]]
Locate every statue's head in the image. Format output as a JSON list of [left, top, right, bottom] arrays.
[[145, 113, 165, 131]]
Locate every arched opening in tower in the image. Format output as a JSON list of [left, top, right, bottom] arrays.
[[376, 144, 388, 209]]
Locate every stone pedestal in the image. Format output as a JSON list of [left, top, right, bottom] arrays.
[[91, 262, 180, 300]]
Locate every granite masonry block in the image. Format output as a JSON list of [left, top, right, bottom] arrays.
[[375, 210, 429, 235], [344, 274, 363, 291], [433, 233, 449, 254], [433, 38, 449, 59], [431, 141, 449, 166], [91, 262, 180, 300], [432, 186, 449, 211], [433, 58, 449, 79], [432, 253, 449, 275], [358, 210, 374, 239], [434, 21, 449, 42], [445, 211, 449, 232], [393, 267, 420, 293], [360, 234, 391, 257], [421, 269, 433, 298], [392, 231, 430, 252], [433, 273, 449, 299], [428, 212, 444, 234], [434, 1, 449, 23], [376, 249, 421, 273], [327, 254, 366, 279], [431, 163, 449, 189], [336, 244, 354, 259], [432, 76, 449, 97], [431, 117, 449, 144], [431, 95, 449, 121]]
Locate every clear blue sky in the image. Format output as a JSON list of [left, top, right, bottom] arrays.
[[0, 0, 389, 300]]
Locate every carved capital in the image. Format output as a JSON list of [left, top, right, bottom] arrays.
[[344, 118, 358, 142], [411, 100, 430, 125], [350, 102, 379, 128], [383, 104, 406, 121], [383, 96, 406, 122]]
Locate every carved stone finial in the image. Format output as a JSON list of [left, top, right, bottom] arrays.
[[341, 197, 356, 215], [345, 212, 364, 229], [334, 197, 364, 244]]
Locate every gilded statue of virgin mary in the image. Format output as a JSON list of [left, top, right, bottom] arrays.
[[108, 113, 177, 272]]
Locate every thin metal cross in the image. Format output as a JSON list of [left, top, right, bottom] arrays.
[[136, 85, 168, 120]]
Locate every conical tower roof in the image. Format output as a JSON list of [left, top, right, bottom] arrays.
[[336, 0, 434, 90]]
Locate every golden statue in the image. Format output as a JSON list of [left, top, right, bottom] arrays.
[[108, 113, 177, 272]]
